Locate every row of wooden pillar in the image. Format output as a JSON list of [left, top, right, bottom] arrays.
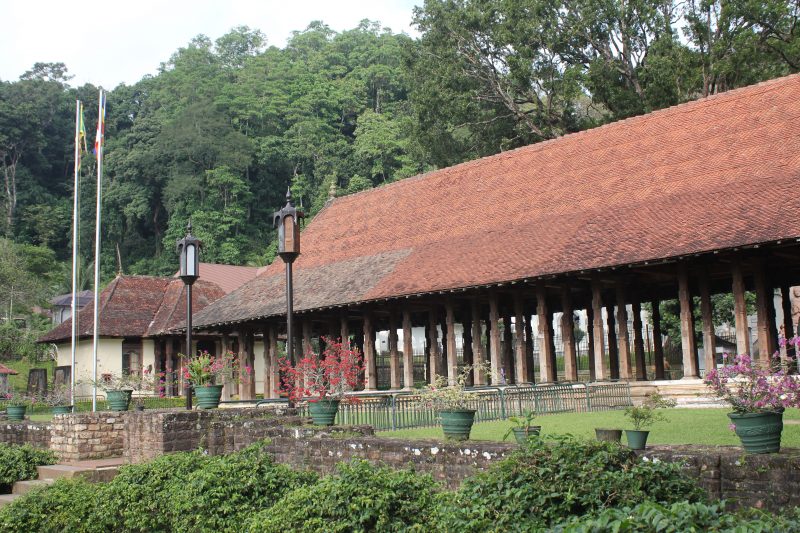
[[177, 257, 793, 398]]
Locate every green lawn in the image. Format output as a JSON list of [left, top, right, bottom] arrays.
[[378, 408, 800, 447]]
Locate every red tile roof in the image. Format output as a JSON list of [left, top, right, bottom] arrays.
[[193, 74, 799, 327], [0, 363, 18, 375], [38, 275, 225, 343], [173, 263, 259, 294]]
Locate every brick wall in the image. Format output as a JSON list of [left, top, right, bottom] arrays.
[[49, 412, 127, 461]]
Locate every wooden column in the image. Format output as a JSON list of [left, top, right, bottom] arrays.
[[731, 261, 751, 355], [631, 299, 647, 380], [489, 294, 502, 384], [389, 311, 401, 389], [445, 300, 458, 384], [524, 305, 535, 383], [363, 313, 377, 390], [698, 270, 717, 375], [262, 324, 271, 399], [591, 280, 607, 380], [340, 315, 350, 347], [513, 293, 529, 384], [302, 319, 313, 357], [678, 264, 699, 378], [753, 260, 777, 360], [781, 285, 795, 341], [237, 329, 255, 400], [607, 305, 619, 380], [462, 310, 474, 387], [560, 287, 578, 381], [267, 323, 279, 398], [220, 333, 231, 401], [427, 310, 441, 384], [402, 310, 414, 389], [471, 300, 487, 385], [615, 286, 632, 380], [536, 285, 556, 382], [651, 300, 665, 379], [500, 315, 513, 383]]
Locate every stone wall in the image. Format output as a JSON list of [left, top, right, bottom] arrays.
[[49, 412, 126, 461], [124, 405, 301, 463], [0, 420, 51, 449]]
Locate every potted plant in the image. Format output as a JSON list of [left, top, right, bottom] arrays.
[[705, 350, 800, 454], [623, 393, 675, 450], [278, 337, 364, 426], [503, 410, 540, 444], [41, 384, 73, 415], [2, 389, 33, 421], [125, 366, 158, 411], [182, 351, 244, 409], [594, 428, 623, 443], [416, 364, 484, 441]]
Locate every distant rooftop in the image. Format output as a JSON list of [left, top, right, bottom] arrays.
[[173, 262, 260, 294]]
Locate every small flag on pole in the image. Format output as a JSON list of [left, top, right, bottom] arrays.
[[79, 103, 88, 154], [93, 91, 106, 155]]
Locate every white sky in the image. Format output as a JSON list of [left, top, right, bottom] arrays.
[[1, 0, 421, 88]]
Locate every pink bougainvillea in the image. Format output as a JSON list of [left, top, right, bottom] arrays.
[[705, 340, 800, 414], [278, 337, 364, 404]]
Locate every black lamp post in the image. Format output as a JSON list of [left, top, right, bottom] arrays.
[[177, 221, 201, 410], [273, 188, 304, 373]]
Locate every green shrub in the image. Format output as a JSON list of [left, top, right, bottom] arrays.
[[554, 501, 800, 532], [169, 444, 318, 533], [247, 460, 441, 532], [433, 435, 705, 532], [0, 478, 102, 533], [0, 443, 56, 492], [95, 449, 210, 532]]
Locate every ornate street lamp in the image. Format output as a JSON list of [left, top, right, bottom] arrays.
[[177, 221, 201, 410], [273, 188, 304, 372]]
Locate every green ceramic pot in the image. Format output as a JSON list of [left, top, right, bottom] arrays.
[[625, 429, 650, 450], [595, 428, 623, 443], [728, 411, 783, 454], [440, 409, 477, 441], [106, 390, 132, 411], [52, 405, 73, 415], [195, 384, 224, 409], [512, 426, 541, 444], [308, 399, 340, 426], [6, 405, 26, 421]]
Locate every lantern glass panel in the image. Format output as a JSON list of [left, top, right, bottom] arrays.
[[186, 244, 197, 277], [283, 215, 295, 251]]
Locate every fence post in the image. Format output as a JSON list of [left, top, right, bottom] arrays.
[[391, 395, 397, 431], [586, 385, 592, 411], [499, 388, 507, 419]]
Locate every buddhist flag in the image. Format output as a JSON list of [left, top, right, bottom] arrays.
[[94, 90, 106, 156], [78, 103, 88, 154]]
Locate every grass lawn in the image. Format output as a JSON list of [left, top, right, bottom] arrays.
[[378, 408, 800, 447]]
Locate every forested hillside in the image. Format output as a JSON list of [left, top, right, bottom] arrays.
[[0, 0, 798, 314]]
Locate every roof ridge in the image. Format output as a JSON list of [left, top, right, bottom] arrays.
[[159, 279, 186, 335], [92, 276, 122, 336]]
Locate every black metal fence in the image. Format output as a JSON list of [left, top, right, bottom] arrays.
[[300, 382, 633, 431]]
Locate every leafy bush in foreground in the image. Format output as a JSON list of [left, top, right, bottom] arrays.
[[0, 443, 56, 492], [0, 478, 101, 533], [433, 435, 705, 532], [247, 460, 441, 532], [554, 501, 800, 532]]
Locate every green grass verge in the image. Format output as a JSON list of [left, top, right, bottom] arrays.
[[378, 408, 800, 447]]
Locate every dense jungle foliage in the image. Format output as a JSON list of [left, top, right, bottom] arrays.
[[1, 0, 798, 312]]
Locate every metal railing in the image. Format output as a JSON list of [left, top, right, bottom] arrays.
[[297, 382, 633, 431]]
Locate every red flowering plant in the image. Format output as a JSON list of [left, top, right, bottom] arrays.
[[278, 337, 364, 405], [704, 346, 800, 415], [182, 350, 247, 387]]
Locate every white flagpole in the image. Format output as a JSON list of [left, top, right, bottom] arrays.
[[70, 100, 81, 406], [91, 90, 105, 412]]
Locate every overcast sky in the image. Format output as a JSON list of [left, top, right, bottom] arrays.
[[2, 0, 421, 88]]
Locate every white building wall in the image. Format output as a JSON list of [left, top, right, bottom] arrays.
[[56, 338, 123, 397]]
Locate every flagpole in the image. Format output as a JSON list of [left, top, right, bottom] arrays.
[[91, 89, 105, 412], [70, 100, 81, 406]]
